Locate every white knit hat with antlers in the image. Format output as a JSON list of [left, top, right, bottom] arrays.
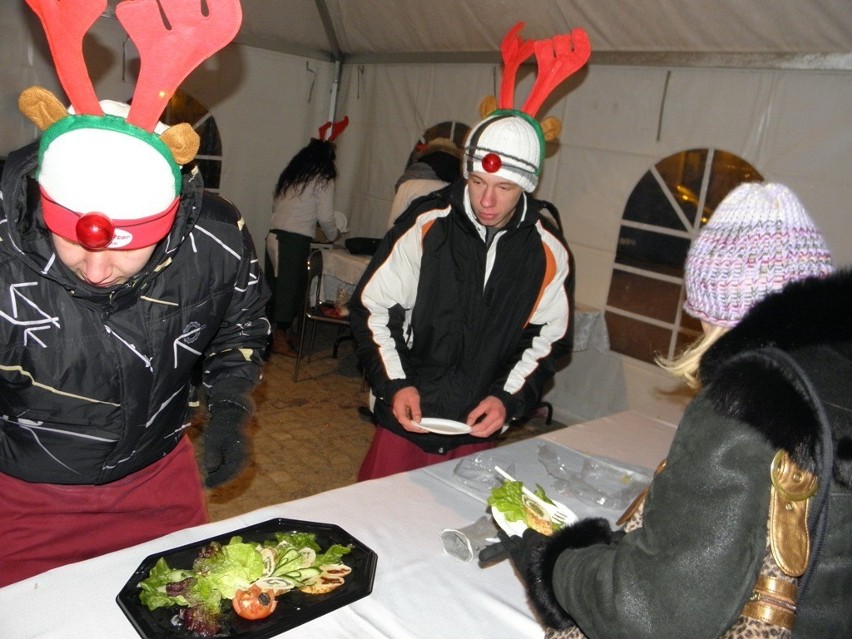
[[463, 22, 591, 193], [20, 0, 242, 250]]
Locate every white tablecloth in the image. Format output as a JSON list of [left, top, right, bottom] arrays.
[[0, 409, 679, 639], [542, 405, 677, 472], [312, 247, 371, 303]]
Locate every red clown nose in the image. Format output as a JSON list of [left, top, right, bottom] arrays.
[[75, 213, 115, 250], [482, 153, 502, 173]]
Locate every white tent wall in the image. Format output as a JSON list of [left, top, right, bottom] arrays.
[[179, 46, 336, 247], [333, 62, 495, 240], [335, 60, 852, 422]]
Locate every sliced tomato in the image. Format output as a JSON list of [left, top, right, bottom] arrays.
[[232, 584, 278, 620]]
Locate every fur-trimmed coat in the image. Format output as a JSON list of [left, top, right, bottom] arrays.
[[527, 269, 852, 639]]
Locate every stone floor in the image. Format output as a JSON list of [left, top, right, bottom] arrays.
[[189, 324, 566, 522]]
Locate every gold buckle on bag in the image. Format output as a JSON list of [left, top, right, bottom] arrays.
[[769, 450, 817, 576]]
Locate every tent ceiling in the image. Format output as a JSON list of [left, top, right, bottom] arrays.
[[232, 0, 852, 70]]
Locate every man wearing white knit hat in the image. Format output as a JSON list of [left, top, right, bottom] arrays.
[[350, 23, 591, 479]]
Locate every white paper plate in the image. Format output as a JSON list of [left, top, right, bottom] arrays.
[[416, 417, 471, 435], [491, 498, 577, 537]]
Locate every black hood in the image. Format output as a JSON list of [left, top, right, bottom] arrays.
[[700, 269, 852, 488]]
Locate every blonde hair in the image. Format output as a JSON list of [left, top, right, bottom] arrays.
[[656, 324, 728, 389]]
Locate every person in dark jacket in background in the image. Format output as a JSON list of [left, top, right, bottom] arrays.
[[385, 137, 462, 230], [0, 1, 269, 586], [499, 182, 851, 639]]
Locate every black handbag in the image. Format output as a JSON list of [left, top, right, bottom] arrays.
[[344, 237, 381, 255]]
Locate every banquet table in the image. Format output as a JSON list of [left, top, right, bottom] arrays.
[[0, 406, 680, 639]]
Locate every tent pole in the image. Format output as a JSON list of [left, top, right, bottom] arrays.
[[314, 0, 343, 122], [329, 59, 341, 122]]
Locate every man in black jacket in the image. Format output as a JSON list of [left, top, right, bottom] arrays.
[[0, 0, 269, 586], [350, 110, 574, 479], [350, 23, 592, 480]]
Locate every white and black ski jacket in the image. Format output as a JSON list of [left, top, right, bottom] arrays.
[[350, 181, 573, 453]]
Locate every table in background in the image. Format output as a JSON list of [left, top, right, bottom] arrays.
[[0, 406, 679, 639], [315, 247, 371, 303]]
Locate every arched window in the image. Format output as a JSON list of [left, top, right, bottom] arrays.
[[604, 149, 762, 364], [159, 89, 223, 192]]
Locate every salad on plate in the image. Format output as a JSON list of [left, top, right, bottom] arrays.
[[487, 478, 577, 536], [137, 531, 352, 636]]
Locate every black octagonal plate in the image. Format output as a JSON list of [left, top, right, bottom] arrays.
[[116, 518, 378, 638]]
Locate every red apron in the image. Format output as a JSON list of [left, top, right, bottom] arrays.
[[0, 436, 208, 587], [358, 425, 495, 481]]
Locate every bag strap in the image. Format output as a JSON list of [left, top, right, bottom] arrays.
[[758, 347, 834, 599]]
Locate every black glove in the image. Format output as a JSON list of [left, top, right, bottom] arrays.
[[479, 528, 548, 577], [500, 528, 548, 580], [203, 396, 252, 488]]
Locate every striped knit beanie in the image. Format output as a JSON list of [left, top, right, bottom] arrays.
[[683, 182, 833, 327]]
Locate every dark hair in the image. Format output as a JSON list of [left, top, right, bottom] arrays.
[[274, 138, 337, 198], [419, 150, 462, 184]]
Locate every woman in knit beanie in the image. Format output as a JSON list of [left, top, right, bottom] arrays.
[[498, 181, 852, 638], [658, 181, 833, 387]]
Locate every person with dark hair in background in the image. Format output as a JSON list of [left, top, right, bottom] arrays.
[[266, 119, 348, 357], [496, 182, 851, 639], [386, 137, 463, 229]]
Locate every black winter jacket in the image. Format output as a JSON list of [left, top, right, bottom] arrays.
[[0, 142, 270, 485], [528, 269, 852, 639], [350, 181, 574, 453]]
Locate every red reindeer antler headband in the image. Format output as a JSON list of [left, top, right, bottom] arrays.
[[318, 116, 350, 142], [463, 22, 591, 192], [497, 22, 591, 118], [23, 0, 243, 250], [26, 0, 242, 133]]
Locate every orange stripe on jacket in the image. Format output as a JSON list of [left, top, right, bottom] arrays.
[[420, 218, 437, 245], [525, 241, 557, 327]]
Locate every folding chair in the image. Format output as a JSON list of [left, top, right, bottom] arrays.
[[293, 249, 353, 381]]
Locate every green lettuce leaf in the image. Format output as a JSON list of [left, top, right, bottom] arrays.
[[487, 480, 526, 522]]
